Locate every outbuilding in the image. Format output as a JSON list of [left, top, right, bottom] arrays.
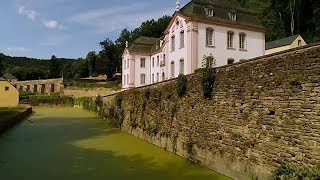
[[0, 77, 19, 107]]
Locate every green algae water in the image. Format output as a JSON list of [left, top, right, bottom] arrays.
[[0, 107, 230, 180]]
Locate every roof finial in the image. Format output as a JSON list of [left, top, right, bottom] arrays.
[[176, 0, 181, 11], [125, 41, 129, 48]]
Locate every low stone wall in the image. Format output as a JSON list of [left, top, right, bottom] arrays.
[[100, 44, 320, 179], [0, 105, 33, 134], [12, 78, 63, 94], [62, 87, 118, 97]]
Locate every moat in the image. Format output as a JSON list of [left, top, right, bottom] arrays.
[[0, 107, 229, 180]]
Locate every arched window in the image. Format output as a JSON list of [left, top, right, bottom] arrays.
[[171, 35, 175, 52], [180, 31, 185, 48], [227, 31, 234, 49], [171, 61, 175, 78], [239, 33, 246, 50], [180, 59, 184, 75], [206, 28, 214, 46], [228, 58, 235, 65]]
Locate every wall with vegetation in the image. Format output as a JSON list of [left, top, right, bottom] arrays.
[[99, 44, 320, 179]]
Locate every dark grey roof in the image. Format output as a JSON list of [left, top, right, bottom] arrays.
[[3, 73, 17, 80], [266, 35, 300, 50], [128, 36, 163, 55], [179, 0, 264, 29]]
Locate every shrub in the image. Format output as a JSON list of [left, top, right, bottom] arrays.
[[272, 164, 320, 180], [75, 97, 96, 111], [176, 74, 188, 97], [25, 95, 74, 106], [201, 68, 215, 99]]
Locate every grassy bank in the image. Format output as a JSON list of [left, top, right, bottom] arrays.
[[0, 106, 32, 134]]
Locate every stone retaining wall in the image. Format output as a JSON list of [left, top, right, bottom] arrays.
[[102, 44, 320, 179]]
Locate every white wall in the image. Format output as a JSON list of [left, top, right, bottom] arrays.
[[168, 15, 189, 78], [134, 55, 151, 88], [197, 23, 265, 68], [151, 53, 162, 84]]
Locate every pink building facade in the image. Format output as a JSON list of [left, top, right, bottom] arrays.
[[122, 0, 265, 89]]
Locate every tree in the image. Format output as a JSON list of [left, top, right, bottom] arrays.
[[99, 38, 120, 80], [86, 51, 97, 76], [0, 53, 4, 77], [49, 55, 60, 78]]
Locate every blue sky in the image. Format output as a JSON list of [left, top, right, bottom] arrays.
[[0, 0, 189, 59]]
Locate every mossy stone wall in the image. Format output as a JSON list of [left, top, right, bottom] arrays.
[[102, 44, 320, 179]]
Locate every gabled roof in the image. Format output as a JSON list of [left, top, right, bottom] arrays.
[[127, 36, 163, 55], [3, 73, 17, 80], [178, 0, 264, 30], [266, 35, 300, 50]]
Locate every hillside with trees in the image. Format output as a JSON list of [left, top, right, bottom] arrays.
[[1, 0, 320, 81]]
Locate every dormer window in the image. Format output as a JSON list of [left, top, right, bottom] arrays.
[[229, 12, 237, 21], [206, 8, 214, 17]]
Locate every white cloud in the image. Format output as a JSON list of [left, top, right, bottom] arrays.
[[17, 6, 63, 30], [5, 47, 31, 53], [43, 20, 63, 30], [18, 6, 38, 21], [69, 3, 173, 33]]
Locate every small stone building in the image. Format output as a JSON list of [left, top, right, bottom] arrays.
[[265, 34, 307, 55], [0, 78, 19, 107], [3, 73, 18, 83]]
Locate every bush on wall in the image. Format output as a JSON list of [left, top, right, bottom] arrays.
[[272, 163, 320, 180], [201, 68, 215, 99], [24, 95, 74, 106], [176, 74, 188, 97]]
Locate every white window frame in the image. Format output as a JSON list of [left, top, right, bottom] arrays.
[[206, 8, 214, 16], [171, 61, 175, 78], [239, 33, 246, 50], [141, 74, 146, 84], [180, 31, 185, 48], [180, 59, 184, 75], [206, 28, 214, 46], [227, 31, 234, 49], [140, 58, 146, 68], [171, 35, 175, 52]]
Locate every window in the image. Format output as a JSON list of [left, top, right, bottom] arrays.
[[140, 58, 146, 68], [124, 60, 126, 70], [5, 87, 9, 91], [206, 8, 214, 16], [239, 33, 246, 50], [206, 28, 214, 46], [298, 40, 302, 46], [124, 75, 126, 85], [152, 57, 155, 68], [157, 73, 159, 82], [180, 31, 185, 48], [157, 56, 160, 66], [228, 58, 235, 65], [141, 74, 146, 84], [171, 61, 175, 78], [162, 54, 166, 66], [127, 59, 129, 69], [127, 74, 129, 85], [229, 12, 237, 21], [227, 31, 234, 49], [171, 36, 175, 52], [152, 74, 155, 83], [205, 56, 215, 68], [162, 72, 165, 81], [180, 59, 184, 75]]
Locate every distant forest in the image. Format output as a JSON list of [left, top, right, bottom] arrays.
[[1, 0, 319, 81]]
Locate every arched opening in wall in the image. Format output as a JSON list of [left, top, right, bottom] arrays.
[[228, 58, 235, 65], [26, 85, 30, 91], [33, 85, 38, 92], [51, 84, 55, 92], [41, 84, 45, 93], [162, 72, 165, 81]]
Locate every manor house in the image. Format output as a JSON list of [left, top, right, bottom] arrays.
[[122, 0, 265, 89]]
